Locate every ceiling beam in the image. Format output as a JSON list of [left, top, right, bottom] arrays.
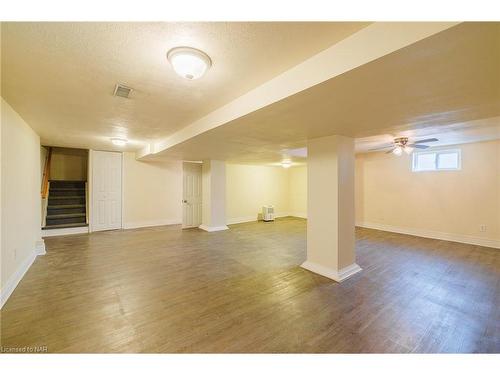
[[137, 22, 459, 160]]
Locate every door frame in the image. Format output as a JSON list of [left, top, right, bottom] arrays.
[[89, 149, 123, 232]]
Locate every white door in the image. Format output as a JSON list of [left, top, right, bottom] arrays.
[[182, 162, 202, 228], [92, 151, 122, 231]]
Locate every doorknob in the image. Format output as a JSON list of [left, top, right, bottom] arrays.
[[182, 200, 188, 203]]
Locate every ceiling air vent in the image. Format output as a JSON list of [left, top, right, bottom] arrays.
[[113, 84, 133, 98]]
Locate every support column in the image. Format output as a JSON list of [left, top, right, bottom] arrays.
[[199, 160, 229, 232], [301, 135, 361, 282]]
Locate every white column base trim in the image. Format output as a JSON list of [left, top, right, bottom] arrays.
[[42, 226, 89, 237], [199, 224, 229, 232], [301, 261, 362, 282], [1, 242, 46, 309], [356, 221, 500, 249]]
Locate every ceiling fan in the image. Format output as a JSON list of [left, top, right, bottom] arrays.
[[372, 137, 439, 155]]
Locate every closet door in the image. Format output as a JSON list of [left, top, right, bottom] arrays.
[[182, 162, 202, 228], [92, 151, 122, 231]]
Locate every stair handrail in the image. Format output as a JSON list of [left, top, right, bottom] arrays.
[[41, 147, 52, 198]]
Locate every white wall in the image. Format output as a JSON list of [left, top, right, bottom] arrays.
[[286, 140, 500, 248], [122, 160, 294, 228], [1, 98, 44, 307], [288, 165, 307, 218], [122, 152, 182, 229], [50, 147, 88, 181], [122, 161, 296, 228], [226, 164, 290, 224], [355, 140, 500, 248]]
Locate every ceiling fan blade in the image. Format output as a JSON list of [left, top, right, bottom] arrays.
[[385, 148, 395, 154], [412, 138, 439, 144], [411, 144, 430, 149]]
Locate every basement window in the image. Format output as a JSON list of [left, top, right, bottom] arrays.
[[412, 149, 461, 172]]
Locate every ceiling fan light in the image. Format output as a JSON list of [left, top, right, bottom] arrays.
[[404, 146, 413, 154], [393, 146, 403, 156], [167, 47, 212, 80], [281, 160, 292, 168]]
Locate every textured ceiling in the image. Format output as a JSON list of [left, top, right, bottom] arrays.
[[1, 21, 369, 151], [143, 22, 500, 164]]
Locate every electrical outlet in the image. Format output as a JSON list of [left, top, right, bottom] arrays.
[[479, 224, 487, 232]]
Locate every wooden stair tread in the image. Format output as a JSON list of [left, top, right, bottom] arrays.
[[44, 179, 87, 228], [48, 204, 85, 209], [46, 213, 86, 219], [48, 195, 85, 199], [49, 180, 86, 182], [50, 188, 85, 191], [42, 223, 89, 230]]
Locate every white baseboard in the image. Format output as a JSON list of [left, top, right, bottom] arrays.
[[1, 244, 45, 309], [123, 218, 182, 230], [42, 226, 89, 237], [226, 215, 259, 225], [199, 224, 229, 232], [35, 239, 46, 255], [289, 212, 307, 219], [301, 261, 362, 282], [226, 212, 291, 225], [356, 221, 500, 249]]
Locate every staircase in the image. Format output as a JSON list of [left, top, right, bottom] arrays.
[[44, 180, 87, 229]]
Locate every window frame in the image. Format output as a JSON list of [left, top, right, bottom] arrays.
[[412, 148, 461, 172]]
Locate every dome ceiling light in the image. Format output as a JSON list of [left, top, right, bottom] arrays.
[[167, 47, 212, 80], [111, 138, 128, 146]]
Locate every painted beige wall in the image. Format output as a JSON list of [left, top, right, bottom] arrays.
[[226, 164, 290, 223], [289, 166, 308, 218], [356, 140, 500, 245], [286, 140, 499, 247], [50, 147, 88, 181], [1, 98, 42, 292], [288, 166, 307, 218], [122, 152, 182, 229]]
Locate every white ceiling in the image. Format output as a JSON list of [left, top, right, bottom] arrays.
[[281, 117, 500, 163], [1, 21, 369, 151], [354, 117, 500, 154], [141, 22, 500, 164], [2, 22, 499, 165]]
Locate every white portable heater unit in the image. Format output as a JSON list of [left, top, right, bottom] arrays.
[[262, 205, 275, 222]]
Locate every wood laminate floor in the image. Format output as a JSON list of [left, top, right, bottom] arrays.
[[1, 217, 499, 353]]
